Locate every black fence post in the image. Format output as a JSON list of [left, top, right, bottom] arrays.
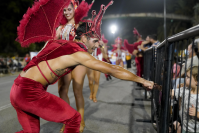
[[151, 46, 156, 124], [159, 41, 173, 133]]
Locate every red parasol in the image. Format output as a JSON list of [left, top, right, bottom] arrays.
[[16, 0, 71, 47]]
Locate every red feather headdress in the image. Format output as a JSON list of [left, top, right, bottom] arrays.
[[102, 34, 108, 44], [60, 0, 95, 25], [16, 0, 71, 47], [133, 28, 141, 38], [114, 37, 122, 45], [111, 37, 126, 52], [124, 39, 134, 53], [82, 0, 114, 40]]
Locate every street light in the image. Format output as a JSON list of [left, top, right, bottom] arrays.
[[110, 25, 117, 34]]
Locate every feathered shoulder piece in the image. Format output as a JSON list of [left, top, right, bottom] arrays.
[[16, 0, 71, 47], [133, 28, 141, 37], [124, 39, 134, 53], [60, 0, 95, 25], [102, 34, 108, 44]]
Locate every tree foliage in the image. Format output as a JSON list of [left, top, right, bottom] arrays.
[[157, 0, 198, 41], [0, 0, 44, 56]]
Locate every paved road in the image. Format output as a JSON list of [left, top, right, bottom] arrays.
[[0, 71, 156, 133]]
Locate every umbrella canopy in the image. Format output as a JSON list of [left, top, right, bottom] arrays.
[[16, 0, 71, 47]]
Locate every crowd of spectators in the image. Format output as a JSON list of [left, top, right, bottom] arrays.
[[129, 30, 199, 133], [170, 42, 199, 133], [0, 53, 31, 75]]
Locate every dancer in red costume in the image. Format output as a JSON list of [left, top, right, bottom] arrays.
[[87, 35, 113, 103], [112, 37, 126, 67], [124, 28, 143, 77], [101, 35, 112, 80], [54, 0, 94, 132], [87, 46, 101, 103], [11, 0, 154, 132]]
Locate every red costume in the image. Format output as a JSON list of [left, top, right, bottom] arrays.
[[133, 41, 143, 77], [59, 0, 94, 41], [111, 37, 126, 61], [10, 41, 87, 133], [124, 28, 143, 77], [12, 0, 113, 132]]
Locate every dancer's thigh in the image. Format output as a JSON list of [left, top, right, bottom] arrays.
[[58, 73, 72, 91], [87, 68, 94, 82], [14, 86, 78, 123], [94, 70, 101, 83], [72, 65, 87, 82], [116, 59, 119, 65]]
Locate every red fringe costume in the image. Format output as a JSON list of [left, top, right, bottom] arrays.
[[124, 28, 143, 77], [12, 0, 114, 132]]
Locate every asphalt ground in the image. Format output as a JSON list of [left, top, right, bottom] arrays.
[[0, 68, 156, 133]]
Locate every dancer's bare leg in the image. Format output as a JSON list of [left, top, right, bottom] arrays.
[[120, 60, 124, 68], [72, 65, 87, 133], [87, 68, 94, 100], [58, 74, 72, 133], [58, 74, 72, 104], [116, 59, 119, 65], [92, 70, 101, 103]]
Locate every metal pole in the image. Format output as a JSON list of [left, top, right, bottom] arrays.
[[164, 0, 166, 40], [159, 42, 173, 133]]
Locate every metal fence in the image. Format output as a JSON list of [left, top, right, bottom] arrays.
[[143, 25, 199, 133]]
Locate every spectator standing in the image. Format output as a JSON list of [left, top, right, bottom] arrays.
[[126, 51, 132, 69], [24, 53, 30, 65], [138, 35, 152, 51]]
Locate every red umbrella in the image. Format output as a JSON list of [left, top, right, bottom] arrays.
[[16, 0, 71, 47]]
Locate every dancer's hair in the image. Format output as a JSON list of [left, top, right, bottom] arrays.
[[193, 44, 199, 58], [75, 22, 94, 40], [186, 66, 199, 91], [70, 2, 74, 8], [149, 34, 157, 41]]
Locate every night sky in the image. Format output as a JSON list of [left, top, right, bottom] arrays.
[[87, 0, 164, 15], [83, 0, 166, 46]]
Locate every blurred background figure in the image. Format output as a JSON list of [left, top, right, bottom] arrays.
[[23, 53, 30, 65], [112, 37, 126, 68], [125, 50, 132, 70]]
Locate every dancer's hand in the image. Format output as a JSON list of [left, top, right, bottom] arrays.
[[142, 80, 154, 90]]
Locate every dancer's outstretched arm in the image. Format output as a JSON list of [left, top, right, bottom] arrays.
[[72, 52, 154, 89]]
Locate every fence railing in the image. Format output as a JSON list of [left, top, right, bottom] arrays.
[[143, 25, 199, 133]]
